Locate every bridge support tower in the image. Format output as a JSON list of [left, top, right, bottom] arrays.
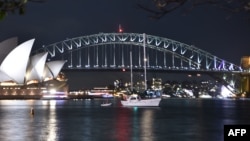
[[240, 56, 250, 97], [241, 73, 250, 96]]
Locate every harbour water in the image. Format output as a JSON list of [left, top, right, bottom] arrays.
[[0, 98, 250, 141]]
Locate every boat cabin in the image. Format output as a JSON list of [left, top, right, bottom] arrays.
[[128, 94, 141, 101]]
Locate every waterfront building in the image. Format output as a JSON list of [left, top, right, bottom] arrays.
[[87, 87, 113, 98], [151, 78, 162, 91], [0, 37, 68, 99]]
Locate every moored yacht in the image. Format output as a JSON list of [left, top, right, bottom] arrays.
[[120, 34, 161, 107], [121, 94, 161, 107]]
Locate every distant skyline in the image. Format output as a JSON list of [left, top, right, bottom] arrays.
[[65, 71, 212, 90], [0, 0, 249, 89]]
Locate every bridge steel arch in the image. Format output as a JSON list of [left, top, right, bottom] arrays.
[[39, 33, 242, 73], [36, 33, 248, 94]]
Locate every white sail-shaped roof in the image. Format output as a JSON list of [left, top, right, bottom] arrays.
[[0, 37, 18, 64], [26, 52, 48, 82], [43, 65, 53, 79], [0, 39, 35, 84], [43, 60, 66, 79], [0, 70, 12, 82]]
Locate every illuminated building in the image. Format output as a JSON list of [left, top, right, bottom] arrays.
[[241, 56, 250, 72], [0, 38, 68, 99], [151, 78, 162, 91]]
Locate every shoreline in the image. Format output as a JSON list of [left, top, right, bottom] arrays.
[[0, 95, 95, 100]]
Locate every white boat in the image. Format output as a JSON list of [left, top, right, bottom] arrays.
[[101, 98, 112, 107], [120, 40, 162, 107], [101, 103, 112, 107], [121, 94, 161, 107]]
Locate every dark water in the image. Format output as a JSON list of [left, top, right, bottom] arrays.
[[0, 98, 249, 141]]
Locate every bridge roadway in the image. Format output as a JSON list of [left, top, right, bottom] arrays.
[[62, 67, 242, 75]]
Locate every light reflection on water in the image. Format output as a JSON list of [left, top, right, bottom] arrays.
[[140, 109, 154, 141], [0, 99, 249, 141], [44, 100, 57, 141]]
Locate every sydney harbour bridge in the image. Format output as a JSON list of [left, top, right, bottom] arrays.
[[35, 33, 249, 94]]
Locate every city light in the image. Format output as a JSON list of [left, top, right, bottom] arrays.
[[220, 85, 236, 98]]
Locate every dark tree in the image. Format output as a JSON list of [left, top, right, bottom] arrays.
[[0, 0, 45, 20], [137, 0, 250, 19], [1, 0, 250, 20]]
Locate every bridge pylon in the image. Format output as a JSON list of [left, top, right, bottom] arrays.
[[240, 72, 250, 96], [240, 56, 250, 97]]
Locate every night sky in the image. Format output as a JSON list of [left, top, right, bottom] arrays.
[[0, 0, 250, 90]]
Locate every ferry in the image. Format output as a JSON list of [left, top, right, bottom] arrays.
[[87, 87, 113, 98]]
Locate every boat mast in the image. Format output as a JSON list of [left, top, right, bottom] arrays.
[[143, 33, 147, 90], [130, 51, 133, 92]]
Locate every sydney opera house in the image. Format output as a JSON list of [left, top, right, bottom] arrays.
[[0, 37, 68, 99]]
